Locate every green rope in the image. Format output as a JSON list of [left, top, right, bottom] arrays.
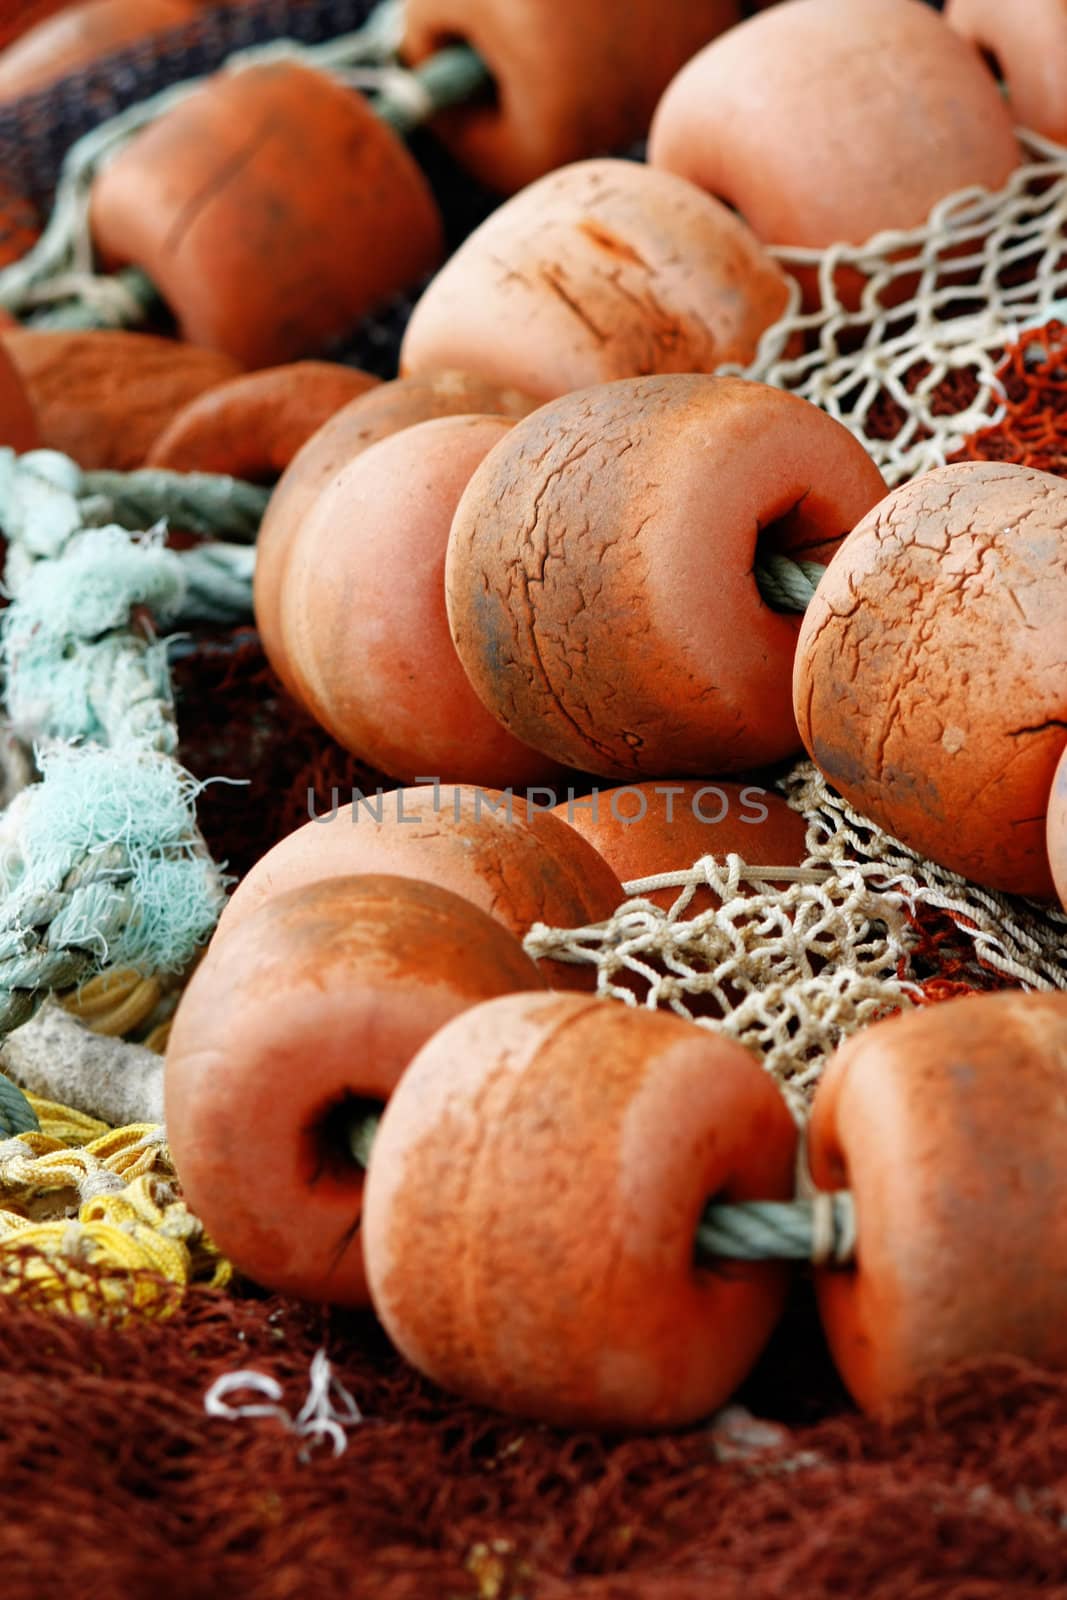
[[754, 552, 827, 612], [79, 469, 270, 542], [0, 449, 265, 1053], [694, 1193, 856, 1263], [346, 1113, 856, 1264], [374, 44, 491, 136], [0, 1069, 38, 1136]]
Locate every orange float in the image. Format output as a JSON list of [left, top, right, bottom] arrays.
[[1, 329, 239, 469], [363, 990, 798, 1428], [90, 62, 443, 368], [0, 340, 37, 450], [946, 0, 1067, 148], [254, 370, 535, 696], [811, 991, 1067, 1412], [0, 0, 194, 104], [277, 414, 560, 788], [1049, 746, 1067, 914], [401, 0, 740, 193], [648, 0, 1020, 295], [553, 780, 808, 913], [399, 159, 792, 402], [794, 461, 1067, 898], [165, 874, 545, 1306], [146, 362, 380, 479], [446, 373, 886, 778], [214, 783, 624, 990]]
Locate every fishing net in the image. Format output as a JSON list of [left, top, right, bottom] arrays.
[[1, 2, 1066, 1593]]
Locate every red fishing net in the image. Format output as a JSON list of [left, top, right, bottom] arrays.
[[4, 1266, 1067, 1600]]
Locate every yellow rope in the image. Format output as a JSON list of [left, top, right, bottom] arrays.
[[0, 1096, 231, 1316], [60, 967, 163, 1037]]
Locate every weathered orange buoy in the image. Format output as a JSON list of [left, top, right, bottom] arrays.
[[446, 374, 886, 777], [214, 784, 624, 990], [946, 0, 1067, 148], [146, 362, 380, 479], [0, 0, 194, 104], [1, 329, 239, 469], [255, 371, 536, 698], [553, 780, 808, 913], [811, 991, 1067, 1412], [794, 461, 1067, 898], [401, 0, 740, 193], [0, 339, 37, 450], [364, 990, 798, 1428], [165, 874, 545, 1306], [90, 63, 443, 368], [1049, 746, 1067, 914], [278, 414, 562, 787], [649, 0, 1020, 287], [399, 159, 792, 402]]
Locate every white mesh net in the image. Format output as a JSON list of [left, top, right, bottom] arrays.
[[524, 763, 1067, 1113], [727, 130, 1067, 487]]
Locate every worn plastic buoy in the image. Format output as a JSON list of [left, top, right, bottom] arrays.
[[0, 340, 37, 451], [794, 461, 1067, 898], [146, 362, 380, 479], [0, 0, 194, 103], [1049, 746, 1067, 914], [446, 374, 886, 777], [165, 874, 546, 1305], [214, 783, 624, 990], [90, 62, 443, 368], [364, 990, 798, 1428], [400, 159, 791, 402], [401, 0, 740, 193], [649, 0, 1020, 293], [554, 780, 809, 914], [1, 329, 240, 469], [811, 991, 1067, 1412], [946, 0, 1067, 148], [255, 371, 536, 698], [278, 414, 562, 787]]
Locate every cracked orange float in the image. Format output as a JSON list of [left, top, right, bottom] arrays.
[[278, 413, 562, 788], [793, 461, 1067, 898], [811, 991, 1067, 1412], [1049, 746, 1067, 914], [0, 0, 194, 103], [147, 362, 380, 479], [446, 373, 886, 778], [0, 340, 36, 451], [946, 0, 1067, 148], [1, 329, 239, 469], [255, 371, 536, 699], [649, 0, 1020, 302], [553, 780, 808, 914], [165, 874, 545, 1306], [401, 0, 740, 193], [90, 62, 443, 368], [363, 990, 798, 1429], [215, 783, 623, 990], [400, 159, 791, 402]]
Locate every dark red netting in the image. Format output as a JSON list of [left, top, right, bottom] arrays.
[[3, 1270, 1067, 1600]]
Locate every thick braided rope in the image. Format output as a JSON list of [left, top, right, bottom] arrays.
[[0, 450, 263, 1042]]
